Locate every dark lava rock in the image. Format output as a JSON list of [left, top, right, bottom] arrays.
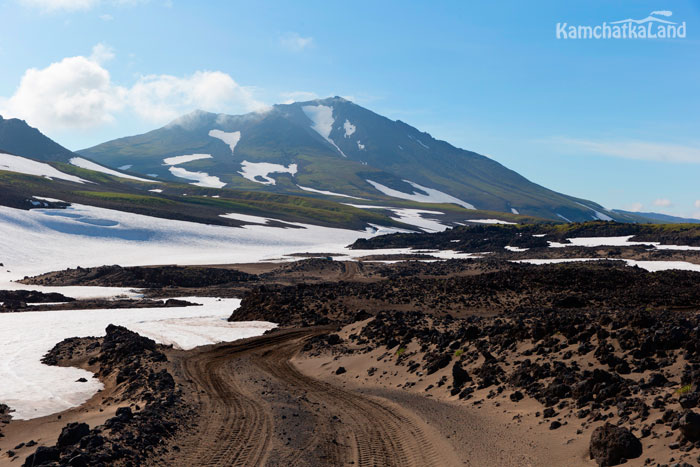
[[327, 334, 342, 345], [335, 367, 347, 375], [679, 393, 699, 409], [57, 422, 90, 448], [647, 372, 668, 387], [115, 406, 133, 422], [510, 391, 524, 402], [23, 446, 59, 466], [424, 352, 452, 375], [679, 410, 700, 441], [452, 362, 471, 389], [589, 423, 642, 466], [550, 421, 562, 430]]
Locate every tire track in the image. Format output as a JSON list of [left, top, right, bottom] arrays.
[[167, 328, 459, 467]]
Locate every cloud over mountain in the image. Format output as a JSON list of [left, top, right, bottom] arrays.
[[0, 46, 266, 131]]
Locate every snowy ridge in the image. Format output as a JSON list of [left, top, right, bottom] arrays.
[[0, 153, 89, 184], [69, 157, 157, 183]]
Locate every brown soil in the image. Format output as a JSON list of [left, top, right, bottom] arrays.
[[159, 327, 464, 467]]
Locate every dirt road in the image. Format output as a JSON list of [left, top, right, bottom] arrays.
[[161, 328, 461, 467]]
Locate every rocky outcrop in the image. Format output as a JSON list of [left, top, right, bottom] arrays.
[[24, 325, 191, 466]]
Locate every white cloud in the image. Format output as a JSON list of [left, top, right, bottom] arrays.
[[0, 47, 268, 131], [89, 43, 115, 64], [653, 198, 672, 207], [20, 0, 151, 11], [99, 13, 113, 20], [695, 200, 700, 209], [280, 91, 318, 104], [0, 55, 125, 130], [626, 202, 644, 212], [553, 137, 700, 164], [20, 0, 99, 12], [280, 32, 313, 52], [127, 71, 268, 122]]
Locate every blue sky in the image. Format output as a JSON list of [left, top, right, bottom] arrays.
[[0, 0, 699, 217]]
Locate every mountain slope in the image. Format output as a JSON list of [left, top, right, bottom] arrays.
[[80, 97, 632, 222], [0, 115, 75, 162], [0, 117, 549, 233]]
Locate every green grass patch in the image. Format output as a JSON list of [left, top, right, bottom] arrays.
[[74, 191, 177, 206]]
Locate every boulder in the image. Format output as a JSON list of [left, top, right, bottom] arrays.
[[23, 446, 60, 467], [679, 410, 700, 441], [589, 423, 642, 466], [57, 422, 90, 449]]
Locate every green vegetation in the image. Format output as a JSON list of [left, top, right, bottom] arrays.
[[74, 191, 177, 206], [677, 384, 693, 395], [396, 347, 406, 356], [454, 349, 464, 357]]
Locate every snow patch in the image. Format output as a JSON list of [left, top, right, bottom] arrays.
[[505, 246, 529, 252], [407, 134, 430, 149], [343, 120, 356, 137], [298, 185, 363, 199], [168, 166, 226, 188], [357, 141, 365, 150], [511, 208, 520, 215], [302, 105, 346, 157], [0, 297, 276, 420], [366, 179, 475, 210], [209, 129, 241, 154], [557, 213, 572, 223], [467, 219, 517, 225], [0, 153, 89, 184], [547, 235, 700, 251], [344, 203, 449, 232], [513, 258, 700, 273], [593, 211, 613, 221], [239, 161, 297, 185], [149, 189, 163, 193], [69, 157, 156, 183], [33, 196, 65, 203], [220, 213, 274, 225], [0, 203, 394, 282], [163, 154, 212, 165], [389, 209, 448, 232], [118, 165, 132, 170]]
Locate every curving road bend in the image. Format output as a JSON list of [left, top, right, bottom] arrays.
[[159, 328, 461, 467]]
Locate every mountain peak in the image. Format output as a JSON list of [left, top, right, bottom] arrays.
[[0, 116, 76, 162], [165, 109, 218, 130]]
